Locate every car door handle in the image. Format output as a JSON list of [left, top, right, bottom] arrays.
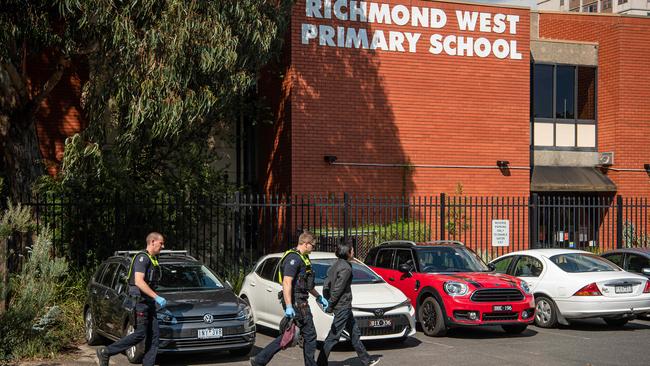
[[250, 282, 256, 287], [266, 288, 273, 292]]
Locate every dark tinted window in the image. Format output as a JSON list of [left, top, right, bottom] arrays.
[[577, 67, 596, 120], [534, 64, 553, 118], [628, 254, 650, 274], [492, 256, 514, 274], [311, 259, 383, 285], [157, 264, 224, 291], [550, 253, 619, 273], [111, 265, 128, 293], [260, 257, 280, 281], [394, 249, 414, 270], [94, 263, 107, 283], [100, 263, 119, 287], [364, 248, 378, 266], [513, 256, 543, 277], [556, 66, 575, 119], [375, 249, 394, 269], [602, 253, 624, 268]]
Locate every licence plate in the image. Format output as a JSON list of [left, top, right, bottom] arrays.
[[493, 305, 513, 312], [198, 328, 223, 339], [368, 319, 392, 328], [615, 285, 633, 294]]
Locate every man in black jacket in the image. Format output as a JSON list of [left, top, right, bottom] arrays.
[[317, 242, 380, 366]]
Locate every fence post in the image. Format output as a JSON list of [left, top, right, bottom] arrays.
[[234, 192, 241, 272], [440, 193, 446, 241], [616, 195, 623, 249], [343, 193, 350, 249], [0, 237, 6, 314], [530, 193, 538, 249]]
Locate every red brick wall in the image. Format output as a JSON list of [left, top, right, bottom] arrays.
[[283, 0, 531, 197], [539, 13, 650, 197], [28, 53, 87, 175]]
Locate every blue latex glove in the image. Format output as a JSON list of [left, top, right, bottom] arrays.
[[154, 295, 167, 309], [285, 305, 296, 318], [317, 295, 329, 311]]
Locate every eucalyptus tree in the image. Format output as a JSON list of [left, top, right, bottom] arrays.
[[1, 0, 292, 200]]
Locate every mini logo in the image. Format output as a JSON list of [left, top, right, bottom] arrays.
[[203, 313, 214, 324], [373, 309, 384, 317]]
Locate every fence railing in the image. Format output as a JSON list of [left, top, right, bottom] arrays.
[[14, 193, 650, 275]]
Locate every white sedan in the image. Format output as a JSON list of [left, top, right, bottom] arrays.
[[239, 251, 416, 342], [490, 249, 650, 328]]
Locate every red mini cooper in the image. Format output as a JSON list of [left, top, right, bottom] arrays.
[[365, 240, 535, 336]]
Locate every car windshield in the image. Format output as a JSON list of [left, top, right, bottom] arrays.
[[550, 253, 620, 273], [157, 263, 224, 291], [312, 259, 384, 285], [416, 247, 490, 272]]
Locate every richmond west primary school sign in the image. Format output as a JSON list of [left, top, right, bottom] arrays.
[[301, 0, 523, 59]]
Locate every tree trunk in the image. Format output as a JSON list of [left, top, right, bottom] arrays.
[[0, 237, 7, 314], [1, 110, 45, 203]]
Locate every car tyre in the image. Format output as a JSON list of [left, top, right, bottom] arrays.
[[603, 318, 628, 327], [124, 322, 144, 364], [84, 308, 104, 346], [418, 297, 447, 337], [229, 345, 254, 357], [535, 296, 558, 328], [501, 324, 528, 334]]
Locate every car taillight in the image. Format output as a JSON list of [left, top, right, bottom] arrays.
[[574, 283, 602, 296], [644, 281, 650, 293]]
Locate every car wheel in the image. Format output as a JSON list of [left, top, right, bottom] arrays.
[[229, 345, 254, 357], [603, 318, 628, 327], [124, 322, 144, 364], [501, 324, 528, 334], [418, 297, 447, 337], [84, 308, 104, 345], [534, 296, 558, 328]]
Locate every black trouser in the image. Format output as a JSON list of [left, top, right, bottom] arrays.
[[254, 300, 317, 366], [317, 307, 371, 366], [106, 301, 159, 366]]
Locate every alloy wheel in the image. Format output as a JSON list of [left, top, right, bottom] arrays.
[[536, 298, 552, 325], [422, 301, 436, 333], [85, 311, 94, 341]]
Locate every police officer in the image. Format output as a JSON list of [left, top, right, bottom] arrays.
[[96, 232, 167, 366], [250, 230, 328, 366]]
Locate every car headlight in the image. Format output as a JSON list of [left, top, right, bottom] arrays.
[[398, 299, 412, 311], [443, 281, 469, 296], [237, 305, 253, 320], [520, 281, 531, 294]]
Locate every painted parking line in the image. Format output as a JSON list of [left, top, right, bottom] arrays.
[[532, 328, 591, 340], [418, 338, 455, 349]]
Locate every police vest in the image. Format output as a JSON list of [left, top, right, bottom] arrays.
[[277, 249, 314, 294], [126, 251, 161, 289]]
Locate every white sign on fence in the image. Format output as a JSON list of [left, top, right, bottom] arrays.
[[492, 219, 510, 247]]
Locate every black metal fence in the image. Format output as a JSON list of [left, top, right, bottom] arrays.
[[16, 192, 650, 275]]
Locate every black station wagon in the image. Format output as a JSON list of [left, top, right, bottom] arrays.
[[84, 250, 255, 363]]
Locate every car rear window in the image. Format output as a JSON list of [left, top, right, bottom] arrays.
[[311, 259, 384, 285], [550, 253, 620, 273], [157, 264, 224, 291]]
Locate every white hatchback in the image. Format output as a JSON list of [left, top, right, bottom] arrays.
[[239, 251, 417, 342], [490, 249, 650, 328]]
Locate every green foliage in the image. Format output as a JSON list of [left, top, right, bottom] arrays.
[[623, 222, 650, 248], [446, 183, 471, 237], [0, 201, 35, 240], [222, 268, 247, 295], [0, 229, 70, 361]]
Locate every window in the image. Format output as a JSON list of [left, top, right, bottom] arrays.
[[492, 256, 515, 274], [312, 259, 383, 285], [583, 3, 598, 12], [513, 256, 544, 277], [560, 0, 564, 5], [376, 249, 394, 269], [394, 249, 415, 270], [260, 258, 280, 281], [550, 253, 619, 273], [602, 0, 612, 9], [111, 265, 128, 293], [100, 263, 119, 287], [157, 264, 224, 291], [627, 255, 650, 274], [617, 0, 627, 4], [532, 64, 597, 150], [94, 263, 108, 283], [602, 253, 625, 268]]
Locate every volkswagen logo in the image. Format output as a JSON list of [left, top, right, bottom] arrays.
[[203, 313, 214, 324], [373, 309, 384, 318]]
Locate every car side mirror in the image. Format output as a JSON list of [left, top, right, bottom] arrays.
[[642, 268, 650, 275], [398, 263, 412, 274], [487, 263, 496, 272]]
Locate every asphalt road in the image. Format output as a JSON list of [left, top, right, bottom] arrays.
[[28, 319, 650, 366]]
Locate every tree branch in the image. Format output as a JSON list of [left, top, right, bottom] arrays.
[[1, 61, 29, 103], [30, 54, 72, 116]]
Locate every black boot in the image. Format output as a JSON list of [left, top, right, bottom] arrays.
[[96, 346, 110, 366]]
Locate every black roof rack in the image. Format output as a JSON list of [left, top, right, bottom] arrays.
[[377, 240, 417, 248], [425, 240, 466, 246], [113, 250, 196, 261]]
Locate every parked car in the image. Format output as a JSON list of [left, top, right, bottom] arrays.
[[490, 249, 650, 328], [239, 251, 416, 342], [84, 250, 255, 363], [365, 241, 535, 337], [601, 248, 650, 278]]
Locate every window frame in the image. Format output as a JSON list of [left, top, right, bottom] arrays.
[[512, 255, 544, 278], [491, 255, 517, 275], [626, 254, 650, 274], [99, 262, 119, 288], [259, 257, 280, 282], [532, 62, 598, 152], [393, 249, 416, 271], [375, 249, 395, 269]]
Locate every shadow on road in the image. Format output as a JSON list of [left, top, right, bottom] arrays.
[[556, 318, 650, 332]]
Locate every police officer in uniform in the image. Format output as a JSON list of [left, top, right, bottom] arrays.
[[96, 232, 167, 366], [250, 230, 328, 366]]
